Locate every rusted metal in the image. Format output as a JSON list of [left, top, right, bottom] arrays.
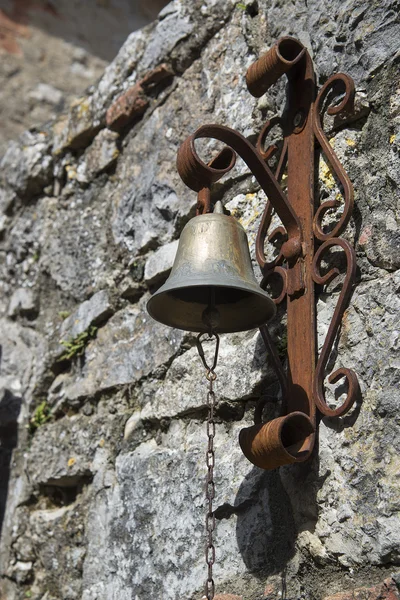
[[313, 73, 355, 241], [196, 333, 220, 600], [238, 37, 359, 467], [239, 37, 318, 468], [246, 36, 306, 98], [312, 238, 359, 416], [239, 411, 315, 470], [147, 33, 361, 600]]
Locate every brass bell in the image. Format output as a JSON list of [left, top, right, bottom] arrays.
[[147, 202, 275, 333]]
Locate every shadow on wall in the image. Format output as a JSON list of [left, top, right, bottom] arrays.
[[234, 457, 319, 580], [230, 330, 320, 592], [0, 0, 171, 61], [0, 387, 22, 538]]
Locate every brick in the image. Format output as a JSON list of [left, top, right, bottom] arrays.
[[106, 64, 173, 132], [140, 63, 174, 91], [106, 83, 149, 131]]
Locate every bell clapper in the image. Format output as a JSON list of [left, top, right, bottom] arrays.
[[196, 331, 220, 600], [202, 288, 220, 335]]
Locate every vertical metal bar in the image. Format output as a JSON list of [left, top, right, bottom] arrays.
[[285, 54, 317, 459]]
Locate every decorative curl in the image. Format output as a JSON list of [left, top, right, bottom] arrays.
[[313, 73, 355, 242], [255, 118, 289, 272], [176, 124, 302, 260], [312, 238, 360, 417]]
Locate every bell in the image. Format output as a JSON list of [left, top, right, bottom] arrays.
[[147, 202, 275, 333]]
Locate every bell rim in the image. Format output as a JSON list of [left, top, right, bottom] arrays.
[[147, 278, 276, 333]]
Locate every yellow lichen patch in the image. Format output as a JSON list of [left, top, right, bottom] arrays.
[[346, 138, 356, 147], [319, 158, 336, 189], [65, 165, 77, 180], [390, 134, 396, 144], [67, 457, 76, 468], [240, 207, 261, 230]]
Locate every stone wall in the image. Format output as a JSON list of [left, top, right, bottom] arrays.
[[0, 1, 399, 599], [0, 0, 169, 155]]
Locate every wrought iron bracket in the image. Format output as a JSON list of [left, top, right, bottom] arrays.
[[176, 36, 360, 470]]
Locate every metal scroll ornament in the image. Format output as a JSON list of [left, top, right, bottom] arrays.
[[166, 35, 360, 468]]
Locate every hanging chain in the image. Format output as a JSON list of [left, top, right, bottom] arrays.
[[196, 332, 220, 600]]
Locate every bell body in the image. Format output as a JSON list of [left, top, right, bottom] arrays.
[[147, 211, 275, 333]]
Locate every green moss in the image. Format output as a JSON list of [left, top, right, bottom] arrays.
[[58, 310, 71, 320], [29, 401, 51, 433], [58, 325, 98, 361]]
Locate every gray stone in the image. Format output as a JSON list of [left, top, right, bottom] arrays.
[[8, 287, 38, 319], [137, 6, 194, 72], [82, 418, 297, 600], [0, 130, 53, 198], [144, 238, 178, 286], [59, 290, 113, 343], [1, 0, 400, 598], [83, 129, 120, 178], [28, 83, 63, 106], [39, 188, 113, 301], [52, 96, 103, 156], [52, 298, 185, 403]]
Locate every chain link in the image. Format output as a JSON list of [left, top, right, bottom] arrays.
[[205, 369, 216, 600], [196, 333, 220, 600]]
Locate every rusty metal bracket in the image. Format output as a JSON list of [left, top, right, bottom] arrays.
[[176, 36, 360, 470]]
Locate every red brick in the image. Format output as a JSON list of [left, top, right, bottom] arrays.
[[106, 64, 173, 132], [106, 83, 149, 131], [140, 63, 174, 91]]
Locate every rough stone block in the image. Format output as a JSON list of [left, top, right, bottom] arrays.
[[59, 290, 113, 344], [53, 298, 185, 402], [8, 287, 38, 319], [323, 577, 400, 600], [144, 238, 178, 286], [0, 130, 53, 198], [52, 96, 103, 155], [84, 129, 120, 177]]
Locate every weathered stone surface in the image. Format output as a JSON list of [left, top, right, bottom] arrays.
[[323, 577, 400, 600], [144, 238, 178, 286], [8, 288, 38, 319], [51, 298, 185, 403], [52, 96, 103, 155], [59, 290, 113, 343], [83, 129, 120, 178], [1, 1, 400, 599], [0, 320, 47, 579], [0, 130, 53, 198], [82, 418, 298, 600], [39, 189, 113, 301], [106, 63, 174, 132]]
